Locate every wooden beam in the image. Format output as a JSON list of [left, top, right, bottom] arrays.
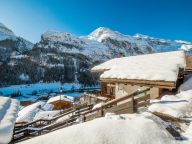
[[152, 112, 188, 123], [100, 78, 176, 89], [91, 69, 108, 73], [84, 93, 108, 101]]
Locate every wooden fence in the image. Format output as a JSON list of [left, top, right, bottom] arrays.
[[82, 88, 150, 122], [80, 93, 109, 105], [12, 88, 150, 143], [13, 104, 93, 142]]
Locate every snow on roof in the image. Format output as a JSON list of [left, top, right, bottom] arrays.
[[18, 113, 175, 144], [16, 102, 53, 123], [92, 51, 186, 82], [33, 110, 60, 121], [148, 90, 192, 117], [0, 97, 19, 144], [47, 95, 74, 104]]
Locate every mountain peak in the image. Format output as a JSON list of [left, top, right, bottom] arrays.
[[0, 22, 14, 35], [88, 27, 135, 42], [89, 27, 119, 40], [134, 33, 152, 39], [42, 30, 76, 42], [90, 27, 115, 35]]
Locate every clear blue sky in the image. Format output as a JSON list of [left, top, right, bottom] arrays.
[[0, 0, 191, 43]]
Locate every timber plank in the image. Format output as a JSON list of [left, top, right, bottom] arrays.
[[134, 94, 150, 104], [135, 100, 150, 108]]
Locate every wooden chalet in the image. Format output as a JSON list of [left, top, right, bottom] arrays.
[[91, 51, 189, 100], [47, 95, 74, 110]]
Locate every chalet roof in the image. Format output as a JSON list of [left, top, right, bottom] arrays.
[[47, 95, 74, 103], [91, 51, 186, 83]]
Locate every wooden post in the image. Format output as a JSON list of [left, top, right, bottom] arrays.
[[132, 95, 136, 112], [101, 106, 104, 116], [12, 127, 15, 141], [83, 114, 86, 122], [144, 90, 147, 96]]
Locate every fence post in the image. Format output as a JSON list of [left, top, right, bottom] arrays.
[[101, 106, 104, 117], [132, 94, 136, 113], [144, 90, 147, 96], [83, 114, 86, 122]]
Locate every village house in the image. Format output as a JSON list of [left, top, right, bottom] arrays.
[[91, 51, 191, 100], [47, 95, 74, 110]]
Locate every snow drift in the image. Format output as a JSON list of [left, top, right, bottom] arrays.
[[16, 102, 54, 123], [148, 90, 192, 117], [19, 113, 176, 144], [0, 97, 19, 144]]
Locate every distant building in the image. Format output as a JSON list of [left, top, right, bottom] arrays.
[[91, 51, 188, 99], [47, 95, 74, 110]]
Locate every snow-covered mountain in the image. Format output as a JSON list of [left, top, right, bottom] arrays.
[[134, 33, 192, 52], [0, 22, 33, 62], [0, 24, 192, 86], [37, 27, 192, 60], [0, 22, 14, 36], [88, 27, 192, 54]]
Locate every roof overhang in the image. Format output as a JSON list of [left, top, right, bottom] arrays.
[[100, 78, 176, 89], [91, 69, 108, 73]]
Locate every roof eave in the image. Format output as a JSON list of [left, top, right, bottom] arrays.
[[100, 78, 176, 89]]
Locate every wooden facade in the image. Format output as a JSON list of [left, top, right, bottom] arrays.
[[100, 80, 179, 100], [49, 100, 73, 110], [100, 82, 116, 99], [186, 56, 192, 70], [98, 67, 185, 100]]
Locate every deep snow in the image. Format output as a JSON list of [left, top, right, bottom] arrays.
[[92, 51, 186, 82], [0, 97, 19, 144]]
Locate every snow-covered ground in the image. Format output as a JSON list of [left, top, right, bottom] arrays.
[[0, 82, 95, 102], [148, 90, 192, 117], [0, 97, 19, 144], [16, 102, 54, 123], [17, 76, 192, 144], [0, 82, 81, 96], [19, 113, 175, 144]]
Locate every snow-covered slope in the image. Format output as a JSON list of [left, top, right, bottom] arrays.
[[37, 30, 110, 61], [0, 22, 14, 36], [0, 22, 33, 62], [148, 90, 192, 117], [88, 27, 136, 42], [1, 25, 192, 86], [134, 33, 192, 53], [38, 27, 192, 60], [87, 27, 154, 56], [19, 113, 175, 144], [0, 96, 19, 144]]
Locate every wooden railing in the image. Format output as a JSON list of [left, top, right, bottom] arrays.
[[13, 104, 93, 142], [15, 104, 88, 130], [82, 88, 150, 122], [13, 88, 150, 143]]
